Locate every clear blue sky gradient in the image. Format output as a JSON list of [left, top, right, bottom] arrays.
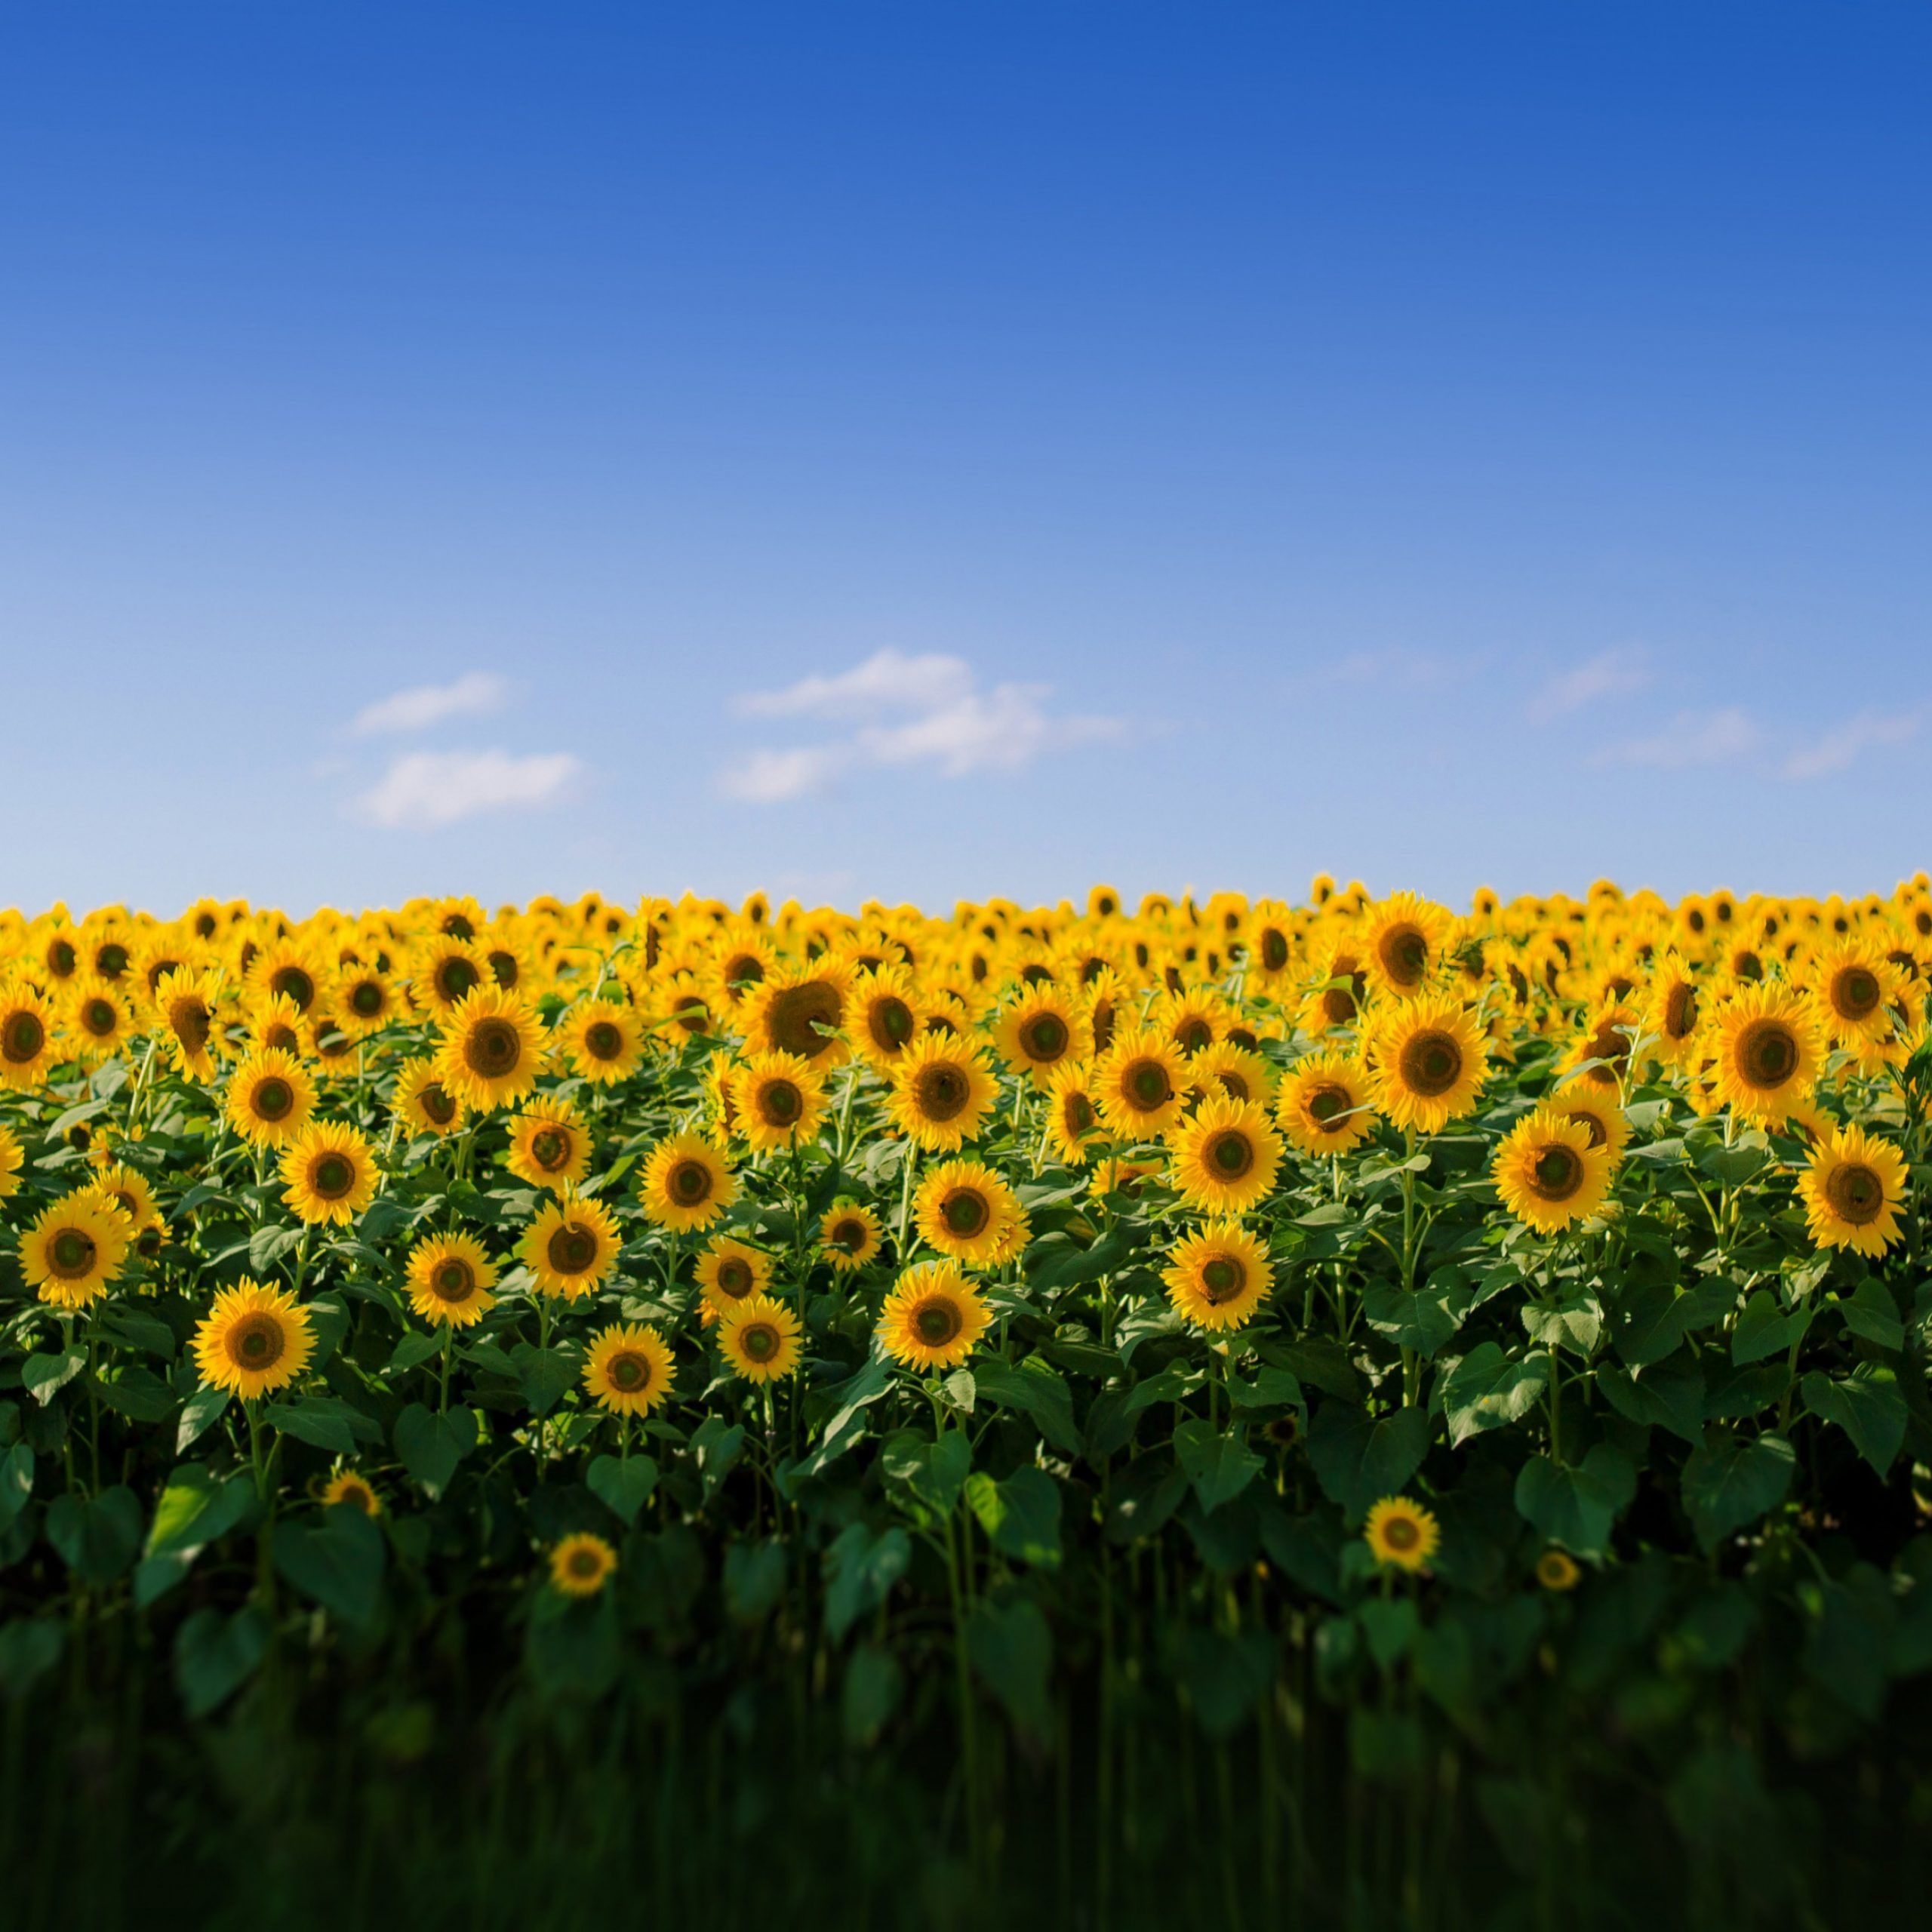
[[3, 2, 1928, 915]]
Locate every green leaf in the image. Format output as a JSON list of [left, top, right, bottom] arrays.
[[964, 1464, 1063, 1567], [248, 1223, 306, 1273], [823, 1523, 910, 1641], [796, 1353, 891, 1476], [1360, 1595, 1420, 1671], [1596, 1352, 1705, 1445], [1173, 1418, 1264, 1514], [22, 1349, 85, 1404], [0, 1620, 64, 1700], [688, 1416, 744, 1504], [387, 1331, 445, 1376], [392, 1402, 478, 1497], [968, 1595, 1054, 1741], [723, 1538, 788, 1624], [174, 1606, 269, 1718], [97, 1306, 178, 1360], [586, 1453, 660, 1527], [1514, 1444, 1635, 1558], [881, 1427, 971, 1515], [1801, 1369, 1908, 1477], [46, 1486, 143, 1584], [263, 1395, 371, 1457], [146, 1463, 255, 1556], [175, 1385, 230, 1456], [1308, 1403, 1429, 1521], [1361, 1281, 1472, 1358], [1838, 1278, 1906, 1352], [1732, 1291, 1811, 1366], [1521, 1290, 1603, 1358], [1438, 1344, 1548, 1447], [0, 1443, 34, 1534], [1173, 1625, 1275, 1737], [88, 1365, 177, 1423], [970, 1358, 1081, 1455], [1682, 1429, 1796, 1552], [274, 1507, 386, 1626]]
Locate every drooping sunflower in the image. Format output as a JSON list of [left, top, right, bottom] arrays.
[[1093, 1026, 1189, 1140], [20, 1192, 131, 1309], [743, 960, 853, 1067], [226, 1048, 318, 1148], [1275, 1052, 1377, 1157], [1643, 952, 1703, 1069], [638, 1132, 736, 1232], [434, 986, 546, 1112], [63, 976, 134, 1061], [1703, 983, 1823, 1126], [729, 1049, 830, 1152], [582, 1321, 676, 1416], [404, 1232, 499, 1327], [848, 963, 926, 1069], [1368, 995, 1489, 1135], [504, 1099, 592, 1194], [877, 1260, 992, 1371], [549, 1532, 618, 1598], [0, 1124, 23, 1202], [278, 1121, 379, 1226], [717, 1293, 803, 1383], [818, 1200, 884, 1271], [392, 1057, 467, 1138], [1364, 1497, 1440, 1573], [558, 996, 646, 1085], [1798, 1123, 1909, 1257], [519, 1191, 623, 1300], [322, 1471, 382, 1516], [992, 986, 1090, 1088], [886, 1035, 998, 1153], [1167, 1094, 1281, 1214], [0, 981, 59, 1091], [154, 965, 226, 1081], [1362, 892, 1451, 998], [192, 1277, 315, 1400], [1042, 1061, 1106, 1166], [695, 1234, 774, 1313], [914, 1159, 1024, 1266], [1492, 1109, 1614, 1234], [1161, 1220, 1273, 1332]]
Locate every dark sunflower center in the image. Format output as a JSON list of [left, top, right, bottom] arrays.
[[350, 980, 384, 1017], [1064, 1092, 1096, 1134], [915, 1066, 968, 1121], [669, 1158, 712, 1203], [1306, 1083, 1349, 1128], [914, 1298, 962, 1346], [1021, 1014, 1068, 1061], [1174, 1018, 1213, 1054], [1385, 928, 1427, 986], [724, 954, 764, 989], [465, 1017, 522, 1078], [585, 1021, 623, 1060], [568, 1549, 601, 1579], [254, 1077, 294, 1121], [1664, 982, 1698, 1038], [312, 1153, 355, 1199], [531, 1128, 572, 1173], [49, 1229, 96, 1278], [1208, 1130, 1254, 1178], [1399, 1031, 1463, 1098], [548, 1224, 598, 1274], [1825, 1161, 1884, 1225], [432, 1259, 476, 1302], [1261, 931, 1289, 972], [1738, 1019, 1798, 1088], [741, 1322, 778, 1362], [1091, 1001, 1117, 1051], [608, 1351, 651, 1392], [97, 943, 129, 979], [488, 952, 519, 988], [767, 982, 841, 1058], [265, 1023, 300, 1054], [1563, 1106, 1608, 1149], [1383, 1517, 1420, 1552], [1834, 968, 1881, 1019], [716, 1257, 752, 1297], [941, 1190, 990, 1237], [1531, 1145, 1583, 1201], [229, 1314, 285, 1370], [275, 967, 315, 1011], [832, 1218, 866, 1252], [47, 938, 77, 976], [1201, 1257, 1246, 1303], [1124, 1058, 1172, 1111], [421, 1083, 457, 1125], [760, 1079, 803, 1124], [437, 959, 482, 1004], [171, 999, 211, 1053], [873, 998, 914, 1048]]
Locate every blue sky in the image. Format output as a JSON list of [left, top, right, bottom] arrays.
[[3, 2, 1928, 917]]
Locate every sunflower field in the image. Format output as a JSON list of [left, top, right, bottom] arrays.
[[4, 881, 1932, 1929]]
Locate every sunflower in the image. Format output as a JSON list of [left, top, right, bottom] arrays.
[[1368, 995, 1489, 1135], [393, 1057, 467, 1138], [63, 976, 134, 1060], [322, 1472, 382, 1516], [717, 1294, 804, 1383], [1561, 999, 1641, 1093], [695, 1234, 774, 1312], [245, 991, 307, 1059], [558, 996, 646, 1084], [549, 1532, 618, 1598], [192, 1277, 315, 1400], [0, 981, 58, 1090], [1152, 985, 1232, 1057], [1093, 1026, 1189, 1140], [1362, 892, 1451, 998], [848, 963, 926, 1068], [1042, 1062, 1106, 1166], [1644, 952, 1703, 1069], [504, 1099, 592, 1194], [519, 1192, 623, 1300], [279, 1121, 380, 1226], [992, 986, 1090, 1088], [1244, 901, 1297, 989], [226, 1048, 318, 1148], [85, 1161, 162, 1235], [333, 963, 400, 1038], [818, 1201, 883, 1271], [1167, 1094, 1281, 1215], [1161, 1220, 1273, 1331], [1364, 1497, 1440, 1573], [744, 960, 853, 1067], [155, 965, 225, 1081], [638, 1132, 736, 1232], [434, 986, 546, 1113], [1807, 940, 1905, 1058], [915, 1158, 1025, 1266], [582, 1321, 676, 1416], [1298, 945, 1368, 1035], [20, 1193, 131, 1309], [885, 1036, 999, 1153], [1537, 1549, 1582, 1592], [728, 1049, 830, 1152], [1275, 1052, 1377, 1157], [0, 1124, 23, 1202], [1543, 1084, 1631, 1161], [1492, 1108, 1614, 1234], [245, 940, 325, 1017], [706, 927, 777, 1016], [877, 1260, 992, 1371], [1188, 1040, 1277, 1110], [411, 934, 488, 1017], [404, 1232, 499, 1327], [1704, 983, 1823, 1126], [1798, 1123, 1908, 1257]]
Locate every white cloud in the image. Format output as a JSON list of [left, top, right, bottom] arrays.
[[1781, 710, 1920, 781], [1527, 647, 1652, 724], [350, 672, 509, 737], [1598, 707, 1760, 771], [721, 655, 1128, 804], [352, 749, 582, 829], [734, 649, 974, 721]]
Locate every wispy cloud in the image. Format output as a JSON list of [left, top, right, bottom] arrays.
[[352, 749, 582, 829], [1527, 647, 1652, 724], [721, 652, 1129, 804], [1598, 707, 1760, 771], [1320, 648, 1479, 689], [1781, 709, 1920, 781], [351, 672, 509, 737]]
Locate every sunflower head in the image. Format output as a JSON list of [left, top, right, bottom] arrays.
[[583, 1321, 675, 1416], [818, 1200, 883, 1271], [887, 1036, 998, 1153], [561, 997, 645, 1084], [1492, 1108, 1613, 1235], [1364, 1496, 1440, 1573], [1276, 1052, 1376, 1157], [21, 1193, 131, 1309], [226, 1047, 318, 1148], [639, 1133, 736, 1232], [192, 1276, 316, 1400], [279, 1121, 380, 1226], [1161, 1220, 1272, 1332], [506, 1100, 591, 1195], [696, 1235, 774, 1312], [992, 987, 1089, 1087], [1799, 1122, 1908, 1258], [746, 961, 852, 1066], [915, 1158, 1024, 1266], [1704, 983, 1822, 1127], [1167, 1094, 1281, 1214], [549, 1532, 618, 1598], [1094, 1026, 1189, 1140], [718, 1294, 803, 1383], [519, 1192, 622, 1300], [405, 1232, 499, 1327], [877, 1260, 992, 1371], [323, 1472, 383, 1516], [0, 982, 60, 1091], [435, 986, 546, 1112], [1536, 1549, 1582, 1592], [1368, 995, 1489, 1135]]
